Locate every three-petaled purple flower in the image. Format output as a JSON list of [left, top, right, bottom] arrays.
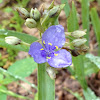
[[29, 25, 72, 68]]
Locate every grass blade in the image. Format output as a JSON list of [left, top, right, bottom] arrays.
[[82, 0, 89, 45], [67, 2, 79, 32], [90, 8, 100, 55], [61, 0, 70, 17]]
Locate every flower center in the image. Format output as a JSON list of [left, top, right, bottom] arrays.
[[41, 48, 54, 59], [41, 42, 59, 59]]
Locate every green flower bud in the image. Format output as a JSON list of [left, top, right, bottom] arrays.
[[5, 36, 21, 45], [30, 8, 34, 18], [49, 4, 65, 17], [25, 18, 37, 28], [16, 7, 29, 18], [72, 38, 87, 47], [49, 6, 59, 17], [81, 45, 89, 53], [30, 8, 41, 21], [71, 30, 86, 38]]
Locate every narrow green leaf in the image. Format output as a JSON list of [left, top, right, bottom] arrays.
[[90, 8, 100, 55], [82, 0, 89, 45], [0, 86, 7, 100], [61, 0, 70, 17], [8, 57, 37, 78], [38, 63, 55, 100], [0, 38, 29, 52], [0, 29, 37, 44], [0, 29, 37, 51], [67, 2, 79, 32]]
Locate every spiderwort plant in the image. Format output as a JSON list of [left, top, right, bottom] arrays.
[[29, 25, 72, 68], [12, 1, 89, 100], [9, 3, 69, 100]]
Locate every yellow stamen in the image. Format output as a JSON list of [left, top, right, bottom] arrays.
[[55, 46, 58, 49], [48, 43, 52, 46], [70, 76, 75, 80], [40, 48, 44, 50], [54, 53, 58, 56], [47, 57, 51, 59], [43, 40, 45, 44]]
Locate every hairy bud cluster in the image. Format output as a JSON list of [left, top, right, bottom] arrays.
[[70, 30, 89, 55], [16, 7, 41, 28], [16, 2, 65, 29]]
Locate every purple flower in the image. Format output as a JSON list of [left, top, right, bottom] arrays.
[[29, 25, 72, 68]]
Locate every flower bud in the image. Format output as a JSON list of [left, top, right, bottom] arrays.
[[49, 4, 65, 17], [16, 7, 29, 18], [81, 45, 89, 53], [5, 36, 21, 45], [30, 8, 41, 21], [49, 6, 59, 17], [72, 38, 87, 47], [46, 67, 56, 79], [25, 18, 37, 28], [71, 30, 86, 38]]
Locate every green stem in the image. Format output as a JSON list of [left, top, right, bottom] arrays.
[[38, 63, 55, 100], [21, 41, 30, 46], [37, 21, 45, 33]]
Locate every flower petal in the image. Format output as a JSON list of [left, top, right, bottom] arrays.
[[47, 49, 72, 68], [28, 42, 46, 63], [42, 25, 65, 49]]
